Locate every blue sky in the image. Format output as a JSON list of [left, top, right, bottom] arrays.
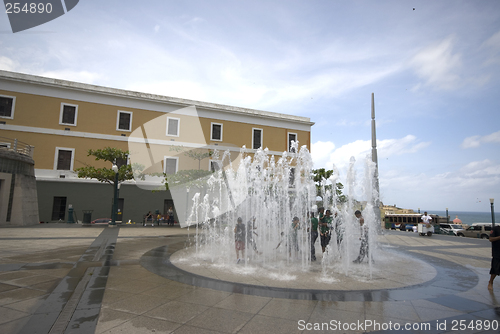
[[1, 0, 499, 213]]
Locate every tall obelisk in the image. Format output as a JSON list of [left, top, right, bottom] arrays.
[[371, 93, 381, 228]]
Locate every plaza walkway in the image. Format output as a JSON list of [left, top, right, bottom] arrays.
[[0, 224, 498, 333]]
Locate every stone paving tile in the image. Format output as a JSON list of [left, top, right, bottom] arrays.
[[0, 305, 30, 325], [0, 315, 30, 334], [0, 287, 47, 306], [364, 301, 421, 322], [258, 298, 317, 321], [105, 293, 168, 315], [1, 294, 47, 313], [174, 288, 232, 307], [239, 314, 302, 334], [101, 289, 137, 307], [171, 324, 226, 334], [0, 282, 18, 293], [147, 300, 209, 324], [186, 306, 254, 333], [95, 308, 139, 334], [214, 293, 271, 314], [100, 315, 181, 334]]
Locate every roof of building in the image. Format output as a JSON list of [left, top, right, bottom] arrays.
[[0, 70, 314, 126]]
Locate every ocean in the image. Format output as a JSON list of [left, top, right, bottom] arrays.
[[422, 210, 496, 226]]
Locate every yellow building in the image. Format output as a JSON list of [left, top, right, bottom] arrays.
[[0, 70, 313, 225]]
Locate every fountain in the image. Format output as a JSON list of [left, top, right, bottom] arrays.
[[174, 142, 382, 282]]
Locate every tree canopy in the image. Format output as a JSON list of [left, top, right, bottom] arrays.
[[312, 168, 346, 203], [76, 147, 141, 185]]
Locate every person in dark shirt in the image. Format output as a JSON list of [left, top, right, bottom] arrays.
[[488, 225, 500, 290], [234, 217, 246, 263]]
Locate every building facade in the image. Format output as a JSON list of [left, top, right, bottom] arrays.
[[0, 70, 314, 225]]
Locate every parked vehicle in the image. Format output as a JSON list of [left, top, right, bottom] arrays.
[[438, 223, 465, 236], [456, 223, 491, 239]]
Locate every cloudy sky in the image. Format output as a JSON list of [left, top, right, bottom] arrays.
[[1, 0, 499, 212]]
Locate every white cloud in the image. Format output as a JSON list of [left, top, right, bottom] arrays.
[[311, 135, 429, 170], [461, 130, 500, 149], [0, 56, 18, 71], [410, 36, 462, 91]]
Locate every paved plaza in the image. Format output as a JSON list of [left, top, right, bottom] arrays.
[[0, 224, 499, 334]]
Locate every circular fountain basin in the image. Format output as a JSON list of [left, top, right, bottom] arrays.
[[170, 245, 437, 291]]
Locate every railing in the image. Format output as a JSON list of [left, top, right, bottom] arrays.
[[0, 137, 34, 158]]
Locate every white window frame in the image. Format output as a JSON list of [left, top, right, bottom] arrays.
[[252, 128, 263, 150], [164, 156, 179, 174], [210, 122, 223, 141], [166, 117, 180, 137], [288, 132, 297, 153], [116, 110, 133, 132], [0, 94, 16, 119], [59, 103, 78, 126], [54, 147, 75, 171]]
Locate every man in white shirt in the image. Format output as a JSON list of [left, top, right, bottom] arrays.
[[421, 212, 432, 225]]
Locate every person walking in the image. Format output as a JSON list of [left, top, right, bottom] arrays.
[[488, 224, 500, 290], [167, 206, 174, 226]]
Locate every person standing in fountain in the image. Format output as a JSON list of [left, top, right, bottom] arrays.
[[333, 210, 344, 250], [488, 224, 500, 290], [353, 210, 369, 263], [309, 212, 319, 261], [234, 217, 246, 263], [289, 217, 300, 257], [247, 217, 260, 255], [320, 209, 332, 253]]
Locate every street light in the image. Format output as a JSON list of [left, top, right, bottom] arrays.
[[491, 198, 495, 228], [110, 163, 119, 226]]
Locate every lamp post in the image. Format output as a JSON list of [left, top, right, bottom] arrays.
[[491, 198, 495, 228], [446, 207, 449, 224], [110, 164, 119, 226]]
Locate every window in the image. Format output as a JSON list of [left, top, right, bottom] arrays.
[[288, 132, 297, 153], [59, 103, 78, 126], [51, 197, 67, 221], [252, 128, 263, 150], [54, 147, 75, 170], [115, 156, 128, 169], [0, 95, 15, 119], [211, 123, 223, 141], [117, 111, 133, 132], [166, 117, 180, 137], [164, 157, 178, 175]]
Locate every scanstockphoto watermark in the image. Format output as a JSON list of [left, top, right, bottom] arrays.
[[3, 0, 79, 33], [297, 319, 499, 332]]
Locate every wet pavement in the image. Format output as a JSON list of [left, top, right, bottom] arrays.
[[0, 224, 499, 333]]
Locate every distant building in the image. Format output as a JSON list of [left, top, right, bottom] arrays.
[[0, 70, 313, 224]]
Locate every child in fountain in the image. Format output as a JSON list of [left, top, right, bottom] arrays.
[[234, 217, 246, 263], [353, 210, 370, 263], [320, 209, 332, 253]]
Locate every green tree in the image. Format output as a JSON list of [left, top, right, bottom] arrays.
[[312, 168, 346, 203], [76, 147, 142, 185]]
